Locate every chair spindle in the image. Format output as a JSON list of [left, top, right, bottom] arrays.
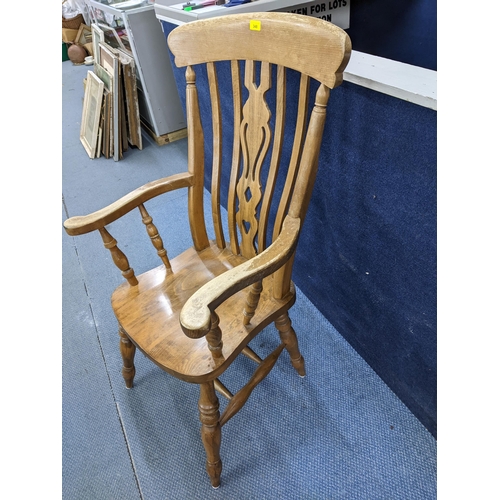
[[207, 62, 226, 250], [258, 64, 287, 253], [272, 73, 310, 242], [98, 227, 138, 286], [242, 280, 263, 325], [138, 204, 172, 271], [206, 312, 223, 358], [214, 378, 233, 400], [228, 60, 242, 255], [219, 342, 285, 427], [241, 346, 263, 364]]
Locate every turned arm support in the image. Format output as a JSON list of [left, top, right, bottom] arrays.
[[180, 215, 301, 339], [63, 172, 193, 236]]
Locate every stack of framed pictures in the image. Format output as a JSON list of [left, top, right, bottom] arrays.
[[79, 23, 142, 161]]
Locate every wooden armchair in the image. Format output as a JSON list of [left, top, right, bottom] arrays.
[[64, 12, 351, 488]]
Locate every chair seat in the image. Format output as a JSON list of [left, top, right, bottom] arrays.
[[111, 240, 296, 383]]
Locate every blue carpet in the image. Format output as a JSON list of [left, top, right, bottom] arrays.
[[62, 61, 436, 499]]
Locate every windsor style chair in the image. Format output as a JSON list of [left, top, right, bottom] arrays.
[[64, 12, 351, 488]]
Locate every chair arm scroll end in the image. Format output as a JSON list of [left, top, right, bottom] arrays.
[[179, 215, 301, 339], [180, 301, 212, 339]]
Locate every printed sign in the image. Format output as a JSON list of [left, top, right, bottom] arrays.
[[277, 0, 350, 29]]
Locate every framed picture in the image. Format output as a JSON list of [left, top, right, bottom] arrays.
[[76, 24, 92, 45], [99, 44, 121, 161], [99, 42, 117, 76], [97, 22, 129, 54], [91, 24, 104, 66], [100, 88, 112, 158], [94, 62, 112, 92], [80, 71, 105, 159], [114, 48, 142, 150]]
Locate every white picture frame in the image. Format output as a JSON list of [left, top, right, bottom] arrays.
[[91, 24, 104, 66], [80, 71, 105, 159], [99, 43, 121, 161]]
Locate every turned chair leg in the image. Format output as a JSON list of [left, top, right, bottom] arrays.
[[118, 325, 136, 388], [198, 381, 222, 489], [275, 312, 306, 377]]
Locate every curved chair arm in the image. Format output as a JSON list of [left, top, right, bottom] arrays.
[[64, 172, 193, 236], [180, 215, 301, 339]]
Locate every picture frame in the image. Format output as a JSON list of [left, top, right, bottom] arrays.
[[101, 88, 112, 158], [97, 22, 129, 54], [99, 43, 121, 161], [99, 42, 116, 76], [80, 71, 105, 159], [94, 65, 113, 158], [76, 24, 93, 46], [114, 49, 142, 150], [94, 62, 112, 92], [91, 24, 104, 66]]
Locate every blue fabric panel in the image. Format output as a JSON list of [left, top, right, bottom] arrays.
[[300, 82, 437, 436], [348, 0, 437, 70], [161, 21, 436, 438]]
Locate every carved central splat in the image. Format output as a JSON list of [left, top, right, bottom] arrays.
[[236, 61, 272, 258]]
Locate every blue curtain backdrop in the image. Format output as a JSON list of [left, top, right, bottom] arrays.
[[347, 0, 437, 70]]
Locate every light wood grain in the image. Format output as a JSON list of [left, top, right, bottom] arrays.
[[168, 12, 351, 89]]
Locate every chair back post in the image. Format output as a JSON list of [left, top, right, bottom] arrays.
[[185, 65, 210, 251], [272, 82, 331, 299]]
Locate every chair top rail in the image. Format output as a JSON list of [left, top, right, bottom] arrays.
[[168, 12, 351, 89]]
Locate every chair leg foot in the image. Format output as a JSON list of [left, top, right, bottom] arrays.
[[119, 325, 136, 389], [275, 313, 306, 377], [199, 381, 222, 488]]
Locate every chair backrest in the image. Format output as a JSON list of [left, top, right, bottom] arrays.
[[168, 12, 351, 268]]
